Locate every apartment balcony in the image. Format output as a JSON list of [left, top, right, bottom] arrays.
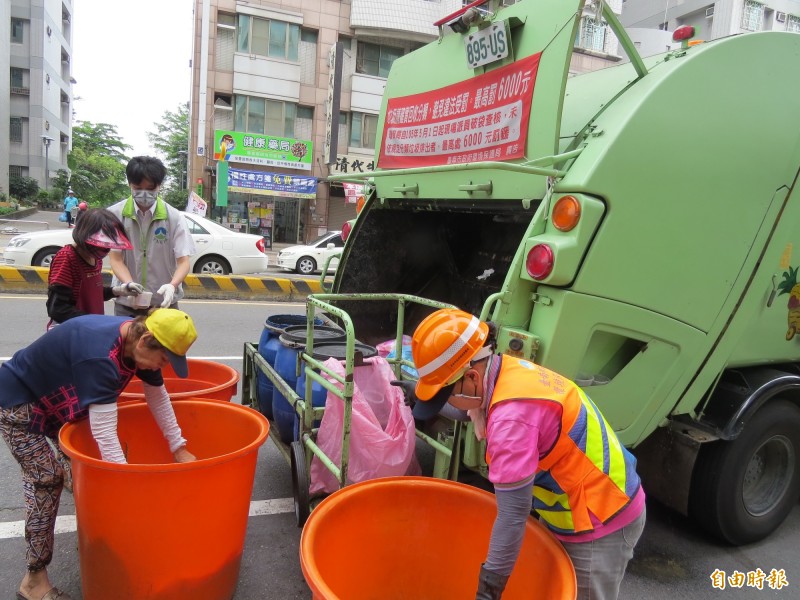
[[350, 0, 453, 43]]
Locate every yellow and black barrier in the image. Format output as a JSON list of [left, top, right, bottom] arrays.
[[0, 266, 325, 302]]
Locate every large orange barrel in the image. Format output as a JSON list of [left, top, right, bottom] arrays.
[[300, 477, 577, 599], [119, 358, 240, 403], [59, 399, 269, 600]]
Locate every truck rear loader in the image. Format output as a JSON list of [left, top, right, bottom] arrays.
[[301, 0, 800, 545]]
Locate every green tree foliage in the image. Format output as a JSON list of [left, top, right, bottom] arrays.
[[147, 102, 190, 195], [9, 175, 40, 200], [68, 122, 130, 207]]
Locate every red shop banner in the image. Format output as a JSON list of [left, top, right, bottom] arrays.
[[378, 52, 541, 169]]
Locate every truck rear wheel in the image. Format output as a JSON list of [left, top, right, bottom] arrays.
[[689, 400, 800, 545]]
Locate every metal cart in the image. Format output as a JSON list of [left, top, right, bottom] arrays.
[[242, 292, 458, 525]]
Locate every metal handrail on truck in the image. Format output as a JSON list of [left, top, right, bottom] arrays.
[[242, 292, 454, 525]]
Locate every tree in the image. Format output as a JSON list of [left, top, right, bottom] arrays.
[[68, 122, 131, 207], [147, 102, 190, 198]]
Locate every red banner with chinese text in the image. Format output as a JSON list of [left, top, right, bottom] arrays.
[[378, 52, 541, 169]]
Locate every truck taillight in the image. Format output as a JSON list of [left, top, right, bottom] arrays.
[[672, 25, 695, 42], [342, 219, 355, 242], [256, 238, 266, 254], [526, 244, 554, 280], [552, 196, 581, 231]]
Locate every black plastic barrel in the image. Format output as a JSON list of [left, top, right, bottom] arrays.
[[272, 326, 347, 443], [256, 315, 321, 418]]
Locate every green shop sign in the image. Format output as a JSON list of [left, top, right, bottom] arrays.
[[213, 130, 312, 171]]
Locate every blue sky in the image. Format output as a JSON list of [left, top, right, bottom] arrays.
[[71, 0, 194, 158]]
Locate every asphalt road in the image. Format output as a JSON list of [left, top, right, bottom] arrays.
[[0, 296, 797, 599]]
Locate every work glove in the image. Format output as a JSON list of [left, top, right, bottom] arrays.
[[475, 564, 509, 600], [112, 282, 145, 297], [157, 283, 176, 308], [390, 380, 418, 408]]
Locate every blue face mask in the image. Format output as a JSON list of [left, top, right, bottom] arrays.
[[132, 189, 158, 208]]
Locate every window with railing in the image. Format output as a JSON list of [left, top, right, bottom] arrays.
[[234, 96, 312, 138], [356, 42, 403, 78], [576, 17, 609, 53], [787, 14, 800, 32], [741, 0, 764, 31], [9, 166, 23, 178], [216, 13, 236, 71], [11, 18, 24, 43], [349, 112, 379, 149], [10, 118, 23, 143], [10, 68, 29, 95], [237, 14, 300, 61]]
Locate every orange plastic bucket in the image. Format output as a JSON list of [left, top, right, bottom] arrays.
[[59, 399, 269, 600], [300, 477, 577, 599], [118, 358, 240, 403]]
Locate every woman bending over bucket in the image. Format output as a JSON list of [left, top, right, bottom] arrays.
[[0, 309, 198, 600]]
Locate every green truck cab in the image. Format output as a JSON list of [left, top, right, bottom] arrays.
[[327, 0, 800, 544]]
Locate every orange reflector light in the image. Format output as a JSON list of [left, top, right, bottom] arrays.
[[672, 25, 695, 42], [552, 196, 581, 232], [687, 39, 704, 47], [356, 195, 366, 213], [526, 244, 554, 280]]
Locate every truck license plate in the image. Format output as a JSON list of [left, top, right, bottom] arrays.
[[465, 22, 509, 69]]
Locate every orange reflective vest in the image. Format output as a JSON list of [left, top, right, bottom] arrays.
[[487, 356, 641, 535]]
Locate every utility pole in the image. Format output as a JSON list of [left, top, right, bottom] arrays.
[[177, 150, 188, 190], [41, 135, 54, 191]]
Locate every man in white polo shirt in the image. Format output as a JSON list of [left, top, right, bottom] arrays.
[[108, 156, 196, 317]]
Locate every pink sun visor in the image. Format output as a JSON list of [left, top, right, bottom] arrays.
[[86, 229, 133, 250]]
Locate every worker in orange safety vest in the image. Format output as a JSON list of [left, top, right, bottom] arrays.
[[400, 308, 646, 600]]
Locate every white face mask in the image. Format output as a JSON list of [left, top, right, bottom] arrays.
[[132, 189, 158, 208]]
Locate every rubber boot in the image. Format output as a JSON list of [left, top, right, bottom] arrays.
[[475, 564, 509, 600]]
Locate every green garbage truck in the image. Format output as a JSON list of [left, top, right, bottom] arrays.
[[319, 0, 800, 545]]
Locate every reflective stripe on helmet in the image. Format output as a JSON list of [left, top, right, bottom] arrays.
[[416, 316, 482, 378]]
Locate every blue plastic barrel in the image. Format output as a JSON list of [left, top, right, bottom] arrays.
[[272, 326, 347, 444], [294, 342, 378, 441], [256, 315, 321, 418]]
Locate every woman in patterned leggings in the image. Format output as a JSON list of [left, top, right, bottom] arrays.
[[0, 309, 198, 600]]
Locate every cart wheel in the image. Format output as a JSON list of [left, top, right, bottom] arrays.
[[290, 441, 311, 527]]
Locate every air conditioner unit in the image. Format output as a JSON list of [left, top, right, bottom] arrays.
[[705, 6, 714, 17], [776, 11, 787, 22]]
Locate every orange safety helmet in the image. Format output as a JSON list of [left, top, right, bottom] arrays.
[[412, 308, 489, 401]]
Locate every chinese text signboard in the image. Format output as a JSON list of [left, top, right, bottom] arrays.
[[328, 154, 375, 175], [378, 52, 541, 169], [342, 182, 367, 204], [227, 167, 318, 199], [213, 130, 313, 171], [186, 191, 207, 217]]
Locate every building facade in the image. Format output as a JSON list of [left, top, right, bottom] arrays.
[[187, 0, 624, 244], [6, 0, 74, 197], [621, 0, 800, 50]]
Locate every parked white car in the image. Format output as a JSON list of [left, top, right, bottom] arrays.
[[2, 212, 269, 275], [277, 231, 344, 275]]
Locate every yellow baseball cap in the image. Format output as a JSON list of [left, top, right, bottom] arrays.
[[145, 309, 198, 378]]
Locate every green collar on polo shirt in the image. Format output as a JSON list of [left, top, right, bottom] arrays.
[[121, 195, 168, 221]]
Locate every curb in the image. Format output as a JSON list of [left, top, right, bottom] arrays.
[[0, 266, 325, 302]]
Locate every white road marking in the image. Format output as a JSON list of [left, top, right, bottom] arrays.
[[0, 498, 295, 539]]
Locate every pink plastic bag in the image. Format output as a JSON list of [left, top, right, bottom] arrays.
[[310, 356, 420, 495]]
